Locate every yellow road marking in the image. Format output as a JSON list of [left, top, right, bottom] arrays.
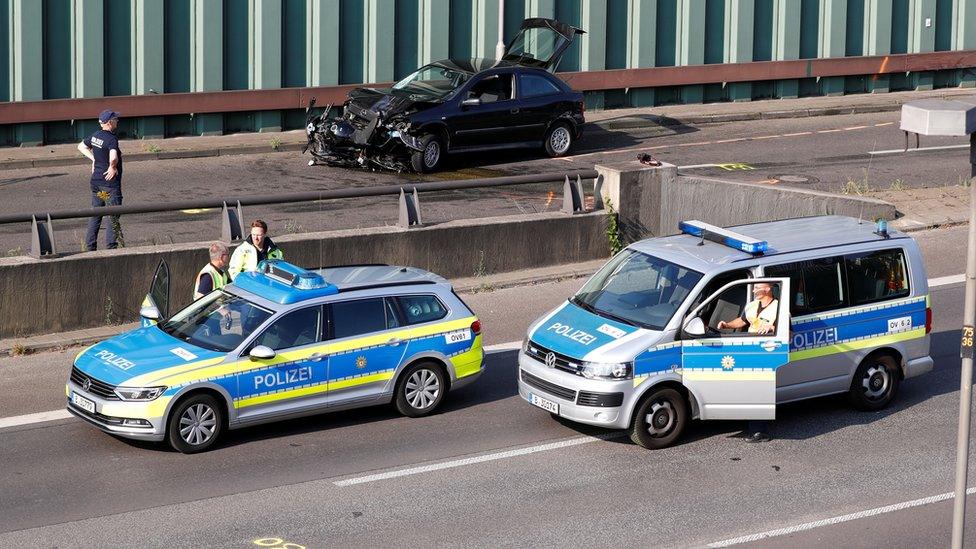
[[180, 208, 212, 214]]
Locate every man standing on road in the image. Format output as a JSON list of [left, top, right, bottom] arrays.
[[228, 220, 284, 280], [77, 110, 124, 251], [194, 242, 231, 300]]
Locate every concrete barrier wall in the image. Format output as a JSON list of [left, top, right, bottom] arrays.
[[597, 161, 897, 241], [0, 212, 609, 338]]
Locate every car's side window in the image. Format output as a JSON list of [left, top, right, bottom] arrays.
[[688, 269, 752, 332], [397, 295, 448, 325], [251, 306, 322, 351], [329, 298, 399, 340], [765, 256, 847, 316], [468, 74, 513, 102], [845, 248, 910, 305], [519, 74, 561, 99]]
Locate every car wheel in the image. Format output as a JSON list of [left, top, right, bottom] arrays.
[[629, 387, 688, 450], [410, 134, 444, 173], [849, 354, 901, 411], [167, 393, 223, 454], [395, 361, 447, 417], [544, 122, 574, 157]]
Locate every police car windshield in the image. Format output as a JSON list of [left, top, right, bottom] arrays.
[[572, 249, 703, 330], [160, 292, 273, 353]]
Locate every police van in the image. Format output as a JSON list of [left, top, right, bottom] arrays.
[[518, 216, 932, 449], [66, 260, 484, 453]]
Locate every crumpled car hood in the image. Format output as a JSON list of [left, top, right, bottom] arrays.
[[347, 88, 439, 119]]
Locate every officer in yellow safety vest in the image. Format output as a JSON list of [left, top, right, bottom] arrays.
[[194, 242, 231, 300], [717, 282, 778, 335], [228, 219, 284, 280]]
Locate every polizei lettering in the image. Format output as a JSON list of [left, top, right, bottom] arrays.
[[547, 323, 598, 346], [95, 350, 136, 370], [792, 327, 839, 351], [254, 366, 313, 390]]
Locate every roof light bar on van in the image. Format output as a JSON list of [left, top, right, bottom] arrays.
[[678, 220, 768, 255]]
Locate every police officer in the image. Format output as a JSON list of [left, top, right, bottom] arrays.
[[77, 109, 124, 251], [717, 282, 779, 442], [194, 242, 231, 300], [228, 219, 284, 280]]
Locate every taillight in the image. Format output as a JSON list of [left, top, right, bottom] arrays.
[[471, 320, 481, 336], [926, 307, 932, 334]]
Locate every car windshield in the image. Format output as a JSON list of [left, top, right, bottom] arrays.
[[393, 65, 470, 99], [572, 249, 703, 330], [159, 292, 273, 353]]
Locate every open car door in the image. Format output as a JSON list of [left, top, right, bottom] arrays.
[[502, 18, 585, 72], [140, 259, 170, 327], [679, 277, 790, 420]]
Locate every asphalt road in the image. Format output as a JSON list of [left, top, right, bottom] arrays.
[[0, 110, 971, 254], [0, 224, 974, 547]]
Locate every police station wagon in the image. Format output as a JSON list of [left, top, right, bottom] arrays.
[[518, 216, 932, 449], [67, 260, 484, 453]]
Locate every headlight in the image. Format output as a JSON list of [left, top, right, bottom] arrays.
[[114, 386, 166, 401], [579, 362, 632, 380]]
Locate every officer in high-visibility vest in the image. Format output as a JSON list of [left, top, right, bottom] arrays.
[[194, 242, 231, 300], [228, 219, 284, 280], [716, 281, 780, 443], [717, 282, 778, 335]]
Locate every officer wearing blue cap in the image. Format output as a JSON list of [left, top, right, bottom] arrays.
[[77, 110, 124, 250]]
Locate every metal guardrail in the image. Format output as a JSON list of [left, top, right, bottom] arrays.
[[1, 51, 973, 125], [12, 170, 601, 259]]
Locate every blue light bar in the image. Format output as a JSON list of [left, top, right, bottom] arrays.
[[259, 260, 331, 289], [678, 220, 768, 254]]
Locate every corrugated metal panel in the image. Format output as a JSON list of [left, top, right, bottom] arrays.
[[339, 0, 364, 84], [0, 0, 8, 103], [164, 0, 191, 93], [104, 0, 131, 96], [282, 0, 306, 87]]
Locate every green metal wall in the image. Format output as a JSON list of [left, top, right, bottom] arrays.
[[4, 0, 976, 145]]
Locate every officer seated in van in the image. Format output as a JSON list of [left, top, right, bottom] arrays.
[[716, 282, 778, 335]]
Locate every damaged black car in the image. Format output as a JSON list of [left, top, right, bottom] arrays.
[[303, 18, 586, 173]]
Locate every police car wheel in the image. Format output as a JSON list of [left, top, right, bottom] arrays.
[[410, 135, 444, 173], [849, 355, 900, 411], [167, 394, 223, 454], [544, 122, 574, 158], [629, 388, 688, 450], [395, 362, 446, 417]]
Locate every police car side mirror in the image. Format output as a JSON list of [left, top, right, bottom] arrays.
[[139, 305, 161, 321], [249, 345, 276, 361], [683, 317, 706, 337]]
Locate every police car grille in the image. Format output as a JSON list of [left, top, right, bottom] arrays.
[[70, 367, 119, 400], [524, 342, 582, 375], [520, 370, 576, 401]]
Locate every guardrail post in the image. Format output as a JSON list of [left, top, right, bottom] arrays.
[[221, 201, 245, 242], [30, 214, 57, 259], [590, 174, 604, 211], [398, 188, 423, 228], [562, 175, 584, 214]]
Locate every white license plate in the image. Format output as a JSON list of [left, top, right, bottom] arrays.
[[71, 392, 95, 414], [530, 393, 559, 414], [444, 329, 472, 344]]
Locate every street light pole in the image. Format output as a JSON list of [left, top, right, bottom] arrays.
[[495, 1, 506, 60], [952, 131, 976, 549]]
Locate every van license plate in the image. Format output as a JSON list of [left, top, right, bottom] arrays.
[[530, 393, 559, 414], [71, 392, 95, 414]]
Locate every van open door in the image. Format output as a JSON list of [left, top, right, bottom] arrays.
[[140, 259, 170, 327], [502, 18, 585, 72], [679, 277, 790, 420]]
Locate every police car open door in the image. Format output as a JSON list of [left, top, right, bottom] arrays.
[[140, 259, 170, 327], [680, 277, 790, 420]]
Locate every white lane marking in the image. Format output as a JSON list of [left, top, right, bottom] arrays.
[[333, 433, 625, 487], [677, 163, 720, 169], [0, 272, 965, 431], [707, 487, 976, 547], [929, 274, 966, 287], [0, 409, 71, 429], [869, 143, 969, 155]]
